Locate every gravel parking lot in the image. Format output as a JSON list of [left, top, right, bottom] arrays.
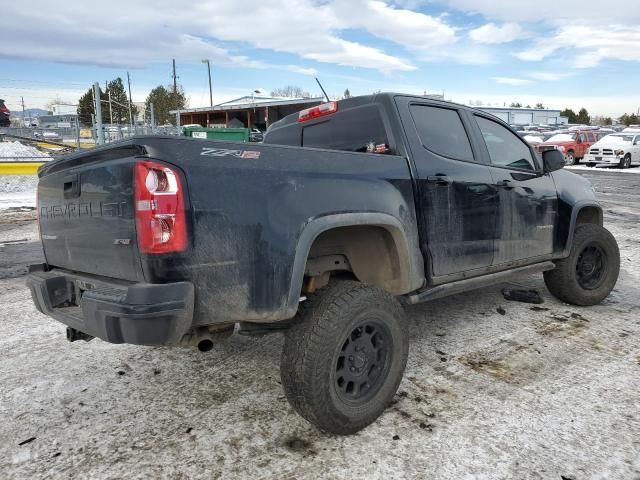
[[1, 170, 639, 479]]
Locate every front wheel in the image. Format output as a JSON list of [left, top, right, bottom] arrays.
[[280, 281, 408, 434], [619, 154, 631, 169], [565, 151, 576, 165], [544, 224, 619, 306]]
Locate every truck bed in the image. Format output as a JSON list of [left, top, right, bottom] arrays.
[[36, 136, 419, 326]]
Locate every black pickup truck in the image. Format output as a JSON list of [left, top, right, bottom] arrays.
[[27, 93, 619, 434]]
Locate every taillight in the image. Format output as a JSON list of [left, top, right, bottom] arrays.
[[134, 160, 187, 254], [297, 101, 338, 122], [0, 105, 9, 113]]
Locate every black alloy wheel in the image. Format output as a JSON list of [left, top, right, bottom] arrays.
[[333, 321, 392, 403], [575, 244, 607, 290]]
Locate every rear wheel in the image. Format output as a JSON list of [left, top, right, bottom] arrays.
[[544, 224, 619, 306], [280, 281, 408, 435]]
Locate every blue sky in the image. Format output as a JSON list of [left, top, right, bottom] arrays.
[[1, 0, 639, 116]]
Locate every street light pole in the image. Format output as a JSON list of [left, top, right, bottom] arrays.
[[202, 59, 213, 108]]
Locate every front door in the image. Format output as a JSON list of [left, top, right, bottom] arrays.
[[469, 113, 558, 265], [396, 98, 498, 278]]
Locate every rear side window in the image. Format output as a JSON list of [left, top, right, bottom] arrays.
[[301, 105, 389, 152], [475, 116, 536, 171], [409, 105, 474, 161]]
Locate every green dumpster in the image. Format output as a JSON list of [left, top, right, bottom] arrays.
[[182, 127, 249, 142]]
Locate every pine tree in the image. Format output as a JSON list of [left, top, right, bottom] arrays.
[[560, 108, 578, 123], [144, 85, 187, 126], [343, 88, 351, 99], [106, 78, 129, 124], [76, 86, 108, 126], [576, 108, 590, 125]]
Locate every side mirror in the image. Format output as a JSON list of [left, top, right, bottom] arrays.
[[543, 149, 565, 172]]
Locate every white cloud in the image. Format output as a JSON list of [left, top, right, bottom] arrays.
[[469, 23, 526, 44], [0, 0, 462, 73], [435, 0, 640, 24], [515, 25, 640, 67], [527, 71, 574, 81], [332, 1, 457, 50], [493, 77, 533, 86]]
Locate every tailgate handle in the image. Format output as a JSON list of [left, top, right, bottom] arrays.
[[63, 174, 80, 199]]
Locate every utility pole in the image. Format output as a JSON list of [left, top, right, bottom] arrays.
[[107, 82, 113, 125], [93, 82, 104, 145], [150, 102, 155, 129], [202, 59, 213, 107], [172, 59, 177, 96], [172, 59, 179, 127], [126, 72, 134, 131], [21, 96, 25, 126]]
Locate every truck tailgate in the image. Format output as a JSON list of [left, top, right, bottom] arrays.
[[37, 153, 143, 282]]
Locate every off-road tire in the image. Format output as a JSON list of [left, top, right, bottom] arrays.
[[280, 281, 408, 435], [544, 224, 619, 306]]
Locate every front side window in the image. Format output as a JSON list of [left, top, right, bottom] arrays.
[[475, 116, 536, 170]]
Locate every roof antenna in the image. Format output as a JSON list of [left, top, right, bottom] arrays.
[[315, 77, 330, 103]]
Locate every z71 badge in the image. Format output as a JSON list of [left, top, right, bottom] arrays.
[[200, 147, 261, 159]]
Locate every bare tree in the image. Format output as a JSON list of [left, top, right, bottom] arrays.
[[270, 85, 311, 98]]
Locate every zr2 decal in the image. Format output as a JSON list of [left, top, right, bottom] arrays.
[[200, 148, 261, 159]]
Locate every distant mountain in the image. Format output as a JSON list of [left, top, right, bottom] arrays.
[[11, 108, 50, 118]]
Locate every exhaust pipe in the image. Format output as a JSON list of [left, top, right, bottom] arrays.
[[66, 327, 94, 342], [195, 328, 214, 352], [178, 325, 235, 351]]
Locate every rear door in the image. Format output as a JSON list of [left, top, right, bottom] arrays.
[[395, 97, 497, 278], [577, 132, 590, 157], [469, 113, 557, 265], [38, 150, 144, 281]]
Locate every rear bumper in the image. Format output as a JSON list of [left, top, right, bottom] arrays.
[[26, 265, 194, 345]]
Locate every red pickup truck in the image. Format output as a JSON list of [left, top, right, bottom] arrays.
[[535, 130, 598, 165]]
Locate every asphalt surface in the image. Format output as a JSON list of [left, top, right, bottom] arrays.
[[1, 169, 639, 479]]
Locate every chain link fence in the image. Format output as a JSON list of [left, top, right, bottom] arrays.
[[0, 124, 182, 149]]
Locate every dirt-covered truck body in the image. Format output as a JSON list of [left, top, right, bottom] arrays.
[[27, 93, 619, 434]]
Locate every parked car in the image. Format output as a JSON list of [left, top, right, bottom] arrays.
[[583, 133, 640, 168], [535, 130, 597, 164], [0, 98, 10, 127], [33, 130, 62, 141], [27, 93, 619, 435], [523, 134, 544, 146], [249, 128, 264, 142]]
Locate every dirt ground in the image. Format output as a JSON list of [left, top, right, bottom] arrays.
[[0, 171, 639, 479]]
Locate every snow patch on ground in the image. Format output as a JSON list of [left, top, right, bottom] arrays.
[[0, 191, 37, 209], [0, 142, 49, 210], [566, 165, 640, 173], [0, 141, 51, 162]]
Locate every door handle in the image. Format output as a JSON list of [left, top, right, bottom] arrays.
[[426, 175, 452, 186], [497, 179, 514, 190]]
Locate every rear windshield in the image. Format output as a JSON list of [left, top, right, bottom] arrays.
[[301, 105, 389, 152]]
